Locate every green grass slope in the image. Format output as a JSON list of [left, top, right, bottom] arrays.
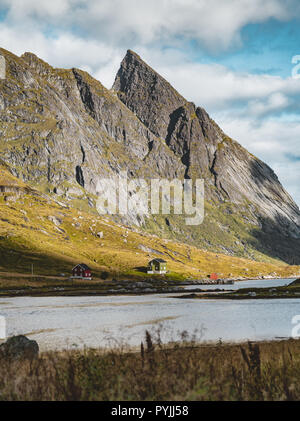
[[0, 161, 299, 290]]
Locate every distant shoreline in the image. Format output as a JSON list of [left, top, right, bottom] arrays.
[[0, 276, 297, 298]]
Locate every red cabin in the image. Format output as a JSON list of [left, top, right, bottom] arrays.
[[209, 273, 219, 281], [72, 264, 92, 280]]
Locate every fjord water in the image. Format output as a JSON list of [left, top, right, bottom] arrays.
[[0, 278, 299, 351], [184, 277, 293, 290]]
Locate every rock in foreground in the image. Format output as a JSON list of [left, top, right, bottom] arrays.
[[0, 335, 39, 360]]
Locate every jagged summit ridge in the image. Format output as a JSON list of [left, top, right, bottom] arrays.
[[113, 49, 189, 139], [113, 50, 300, 236]]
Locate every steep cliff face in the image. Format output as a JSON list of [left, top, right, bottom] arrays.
[[113, 50, 300, 241], [0, 47, 300, 264]]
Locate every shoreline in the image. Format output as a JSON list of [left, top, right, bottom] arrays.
[[37, 336, 297, 354], [1, 333, 296, 354], [177, 277, 300, 300], [177, 293, 300, 300], [0, 275, 297, 298], [0, 288, 233, 298]]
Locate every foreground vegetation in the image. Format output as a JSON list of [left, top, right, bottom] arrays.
[[1, 334, 300, 401]]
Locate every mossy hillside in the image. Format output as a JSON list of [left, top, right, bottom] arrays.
[[0, 162, 27, 188], [0, 172, 299, 287], [143, 198, 282, 265]]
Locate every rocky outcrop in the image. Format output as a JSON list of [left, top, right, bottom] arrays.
[[0, 335, 39, 360]]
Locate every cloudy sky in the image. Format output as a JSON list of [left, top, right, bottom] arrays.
[[0, 0, 299, 205]]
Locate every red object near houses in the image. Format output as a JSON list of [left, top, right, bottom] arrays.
[[72, 264, 92, 280], [209, 273, 219, 281]]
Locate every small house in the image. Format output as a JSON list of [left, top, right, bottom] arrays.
[[147, 259, 167, 274], [72, 264, 92, 280], [209, 273, 219, 281]]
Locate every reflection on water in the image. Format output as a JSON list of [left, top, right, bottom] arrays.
[[0, 278, 299, 351]]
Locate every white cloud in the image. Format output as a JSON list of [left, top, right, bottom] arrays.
[[1, 0, 298, 49], [247, 93, 290, 117], [0, 22, 122, 76], [0, 0, 299, 205], [2, 0, 71, 19], [151, 59, 300, 114]]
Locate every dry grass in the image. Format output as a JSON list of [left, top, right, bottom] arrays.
[[1, 333, 300, 401], [1, 190, 299, 284]]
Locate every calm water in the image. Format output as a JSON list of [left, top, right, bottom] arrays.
[[0, 278, 299, 351], [184, 278, 293, 290]]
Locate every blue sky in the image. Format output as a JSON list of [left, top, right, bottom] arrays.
[[214, 20, 300, 76], [0, 0, 299, 205]]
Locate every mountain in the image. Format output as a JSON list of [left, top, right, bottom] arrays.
[[0, 47, 299, 265]]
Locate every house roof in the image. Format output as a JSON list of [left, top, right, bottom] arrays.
[[149, 258, 167, 263], [72, 263, 91, 271]]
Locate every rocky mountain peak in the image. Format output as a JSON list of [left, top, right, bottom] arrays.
[[113, 50, 188, 139], [113, 50, 300, 244], [0, 47, 300, 263]]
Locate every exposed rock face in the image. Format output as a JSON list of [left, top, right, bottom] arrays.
[[113, 50, 300, 244], [0, 335, 39, 360], [0, 47, 300, 263], [0, 50, 162, 197]]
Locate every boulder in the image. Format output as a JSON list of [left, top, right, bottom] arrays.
[[0, 335, 39, 360], [48, 215, 62, 226]]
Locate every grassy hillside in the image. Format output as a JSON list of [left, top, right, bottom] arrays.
[[0, 161, 299, 288]]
